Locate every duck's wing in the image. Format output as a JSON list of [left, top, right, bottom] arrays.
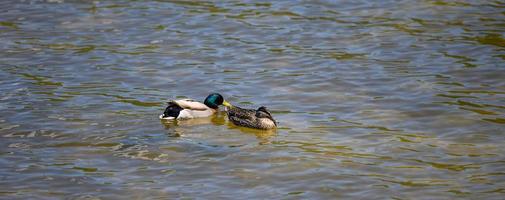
[[178, 109, 215, 119], [227, 106, 259, 128], [172, 99, 209, 111], [227, 106, 256, 120]]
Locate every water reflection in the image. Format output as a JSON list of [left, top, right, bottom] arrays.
[[226, 124, 277, 145], [160, 112, 276, 144], [160, 112, 226, 129]]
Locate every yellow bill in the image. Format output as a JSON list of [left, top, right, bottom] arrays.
[[222, 100, 232, 107]]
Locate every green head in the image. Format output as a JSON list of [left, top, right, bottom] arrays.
[[204, 93, 229, 109]]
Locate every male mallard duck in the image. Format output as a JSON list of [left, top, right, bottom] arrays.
[[159, 93, 230, 120], [224, 104, 277, 130]]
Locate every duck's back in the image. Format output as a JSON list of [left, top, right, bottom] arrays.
[[160, 99, 215, 119], [226, 106, 258, 128]]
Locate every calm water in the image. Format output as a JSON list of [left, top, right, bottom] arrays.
[[1, 0, 505, 199]]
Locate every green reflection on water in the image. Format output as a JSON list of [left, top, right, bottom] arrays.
[[117, 99, 162, 107], [379, 178, 450, 187], [474, 33, 505, 48], [483, 118, 505, 124], [411, 159, 480, 171], [20, 73, 63, 86], [48, 142, 123, 148], [0, 21, 18, 29], [73, 166, 98, 172]]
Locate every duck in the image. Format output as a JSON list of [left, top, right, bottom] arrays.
[[224, 103, 277, 130], [159, 93, 230, 120]]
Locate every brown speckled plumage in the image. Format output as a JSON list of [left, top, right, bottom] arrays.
[[226, 106, 277, 130]]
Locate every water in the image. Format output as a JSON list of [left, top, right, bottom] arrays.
[[1, 0, 504, 199]]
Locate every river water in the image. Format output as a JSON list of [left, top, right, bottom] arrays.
[[1, 0, 504, 199]]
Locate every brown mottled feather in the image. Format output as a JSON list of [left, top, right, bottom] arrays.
[[226, 106, 277, 130]]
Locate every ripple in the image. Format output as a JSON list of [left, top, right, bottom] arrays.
[[474, 33, 505, 48], [0, 21, 19, 29], [72, 166, 98, 173], [409, 159, 481, 171], [482, 118, 505, 124]]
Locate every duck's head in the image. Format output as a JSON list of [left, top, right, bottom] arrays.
[[204, 93, 231, 109]]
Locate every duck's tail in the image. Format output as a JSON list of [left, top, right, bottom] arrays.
[[160, 102, 183, 119]]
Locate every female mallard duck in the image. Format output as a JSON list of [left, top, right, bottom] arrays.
[[224, 103, 277, 130], [159, 93, 230, 120]]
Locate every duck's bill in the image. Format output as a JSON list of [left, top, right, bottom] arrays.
[[222, 100, 232, 107]]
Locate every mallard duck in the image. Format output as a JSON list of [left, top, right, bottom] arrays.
[[159, 93, 230, 120], [224, 104, 277, 130]]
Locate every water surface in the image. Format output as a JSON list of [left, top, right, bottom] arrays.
[[1, 0, 505, 199]]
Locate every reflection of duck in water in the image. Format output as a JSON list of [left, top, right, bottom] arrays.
[[161, 111, 276, 143], [159, 93, 230, 120], [224, 103, 277, 130], [226, 122, 277, 144], [161, 113, 226, 128], [161, 113, 227, 137]]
